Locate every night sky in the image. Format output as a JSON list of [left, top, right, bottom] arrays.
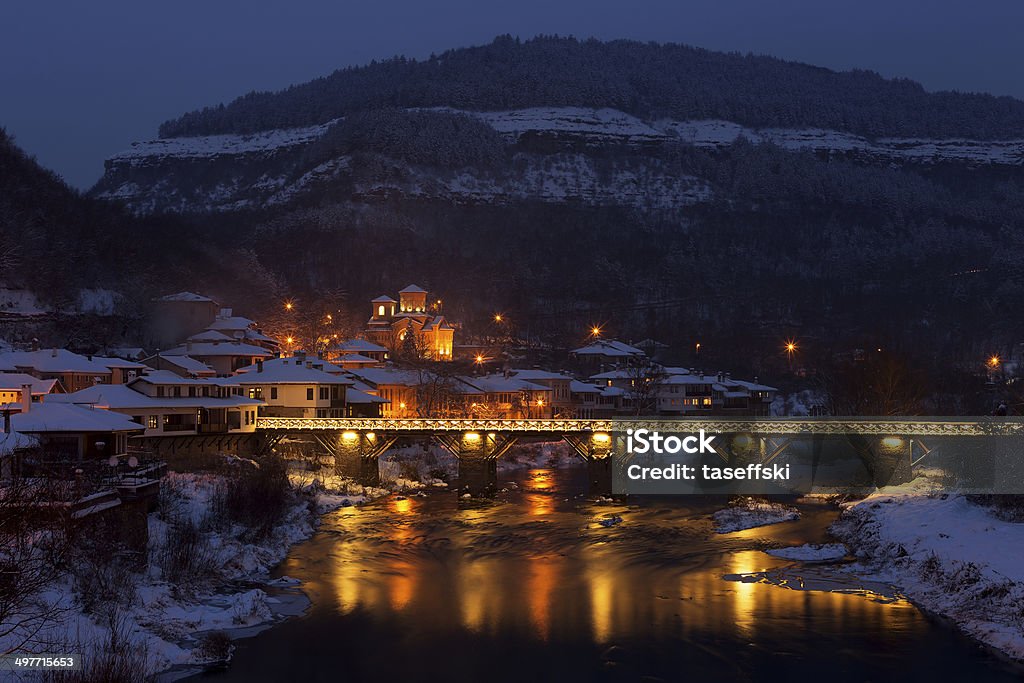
[[3, 0, 1023, 189]]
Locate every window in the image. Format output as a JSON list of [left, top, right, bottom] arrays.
[[156, 387, 165, 397], [270, 387, 278, 400], [378, 305, 385, 316], [319, 387, 329, 400], [147, 415, 159, 429], [306, 388, 314, 401], [248, 387, 263, 400], [173, 387, 181, 397]]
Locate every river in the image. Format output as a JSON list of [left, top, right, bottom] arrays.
[[193, 467, 1021, 682]]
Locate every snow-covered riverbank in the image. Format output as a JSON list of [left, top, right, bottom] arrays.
[[831, 474, 1024, 662], [0, 468, 378, 680]]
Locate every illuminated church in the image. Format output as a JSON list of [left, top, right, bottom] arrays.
[[365, 285, 455, 361]]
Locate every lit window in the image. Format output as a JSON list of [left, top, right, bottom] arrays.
[[378, 305, 385, 316]]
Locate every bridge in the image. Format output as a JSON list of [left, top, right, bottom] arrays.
[[257, 416, 1022, 494]]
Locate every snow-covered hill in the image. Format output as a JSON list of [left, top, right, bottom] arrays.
[[94, 107, 1024, 214]]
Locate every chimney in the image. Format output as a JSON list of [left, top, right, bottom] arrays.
[[257, 359, 264, 373], [186, 341, 193, 352], [3, 410, 10, 434], [21, 384, 32, 413], [51, 348, 58, 358]]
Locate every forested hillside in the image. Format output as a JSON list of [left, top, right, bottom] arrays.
[[159, 35, 1024, 140]]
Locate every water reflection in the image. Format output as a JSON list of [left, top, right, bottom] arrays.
[[202, 468, 1021, 682]]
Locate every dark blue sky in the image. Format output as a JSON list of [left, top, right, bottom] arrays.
[[3, 0, 1023, 189]]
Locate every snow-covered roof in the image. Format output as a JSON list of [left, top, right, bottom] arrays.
[[346, 367, 428, 387], [571, 339, 645, 357], [460, 375, 550, 393], [163, 342, 273, 358], [335, 354, 378, 365], [0, 430, 38, 456], [187, 329, 235, 342], [399, 284, 427, 294], [371, 296, 397, 304], [93, 356, 147, 370], [0, 373, 61, 394], [589, 369, 633, 380], [511, 369, 573, 381], [53, 384, 262, 410], [236, 356, 345, 375], [422, 316, 452, 331], [346, 387, 390, 404], [662, 366, 691, 375], [225, 362, 353, 386], [244, 329, 278, 344], [569, 380, 603, 394], [0, 350, 113, 375], [337, 339, 389, 353], [133, 370, 211, 385], [732, 379, 778, 392], [158, 292, 217, 304], [208, 316, 256, 332], [106, 347, 146, 359], [151, 354, 216, 375], [11, 403, 144, 434]]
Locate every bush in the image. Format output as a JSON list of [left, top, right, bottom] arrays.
[[155, 515, 216, 588], [211, 454, 293, 542]]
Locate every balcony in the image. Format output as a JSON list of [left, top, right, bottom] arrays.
[[197, 423, 228, 434]]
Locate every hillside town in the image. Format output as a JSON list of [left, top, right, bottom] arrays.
[[1, 285, 779, 467]]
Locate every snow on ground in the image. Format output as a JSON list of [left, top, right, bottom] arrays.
[[108, 119, 341, 162], [765, 543, 849, 562], [0, 469, 380, 678], [831, 471, 1024, 661], [712, 497, 801, 533]]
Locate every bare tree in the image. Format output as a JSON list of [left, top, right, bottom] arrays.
[[0, 458, 75, 654], [625, 358, 667, 416]]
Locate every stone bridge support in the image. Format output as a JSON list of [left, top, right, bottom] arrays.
[[563, 432, 614, 496], [323, 431, 398, 486], [433, 432, 518, 495]]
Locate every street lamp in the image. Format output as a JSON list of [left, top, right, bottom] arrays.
[[989, 355, 1001, 368], [494, 313, 503, 323], [284, 300, 294, 312], [591, 325, 602, 337]]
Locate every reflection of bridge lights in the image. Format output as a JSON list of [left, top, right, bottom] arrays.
[[592, 432, 610, 444], [341, 431, 358, 442], [881, 436, 904, 449]]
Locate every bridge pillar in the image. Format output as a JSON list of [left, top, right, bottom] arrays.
[[435, 432, 517, 495], [564, 433, 614, 496], [333, 431, 383, 486]]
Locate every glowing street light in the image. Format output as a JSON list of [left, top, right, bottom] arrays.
[[494, 313, 503, 323], [284, 300, 294, 312], [591, 325, 602, 337], [474, 354, 485, 364], [989, 355, 1001, 368]]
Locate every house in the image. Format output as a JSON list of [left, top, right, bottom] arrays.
[[150, 292, 221, 348], [143, 352, 217, 379], [207, 309, 279, 350], [9, 400, 143, 461], [458, 374, 554, 419], [0, 373, 63, 407], [236, 354, 346, 376], [335, 338, 389, 363], [364, 285, 455, 361], [53, 380, 262, 437], [160, 341, 274, 376], [224, 359, 353, 418], [0, 349, 113, 392], [93, 356, 148, 384], [509, 369, 575, 416], [345, 367, 427, 418], [570, 339, 645, 370]]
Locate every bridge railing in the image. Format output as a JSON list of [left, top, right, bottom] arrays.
[[255, 416, 1024, 436]]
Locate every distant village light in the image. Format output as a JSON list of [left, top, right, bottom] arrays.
[[989, 355, 1001, 367], [284, 301, 294, 311], [494, 314, 503, 323]]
